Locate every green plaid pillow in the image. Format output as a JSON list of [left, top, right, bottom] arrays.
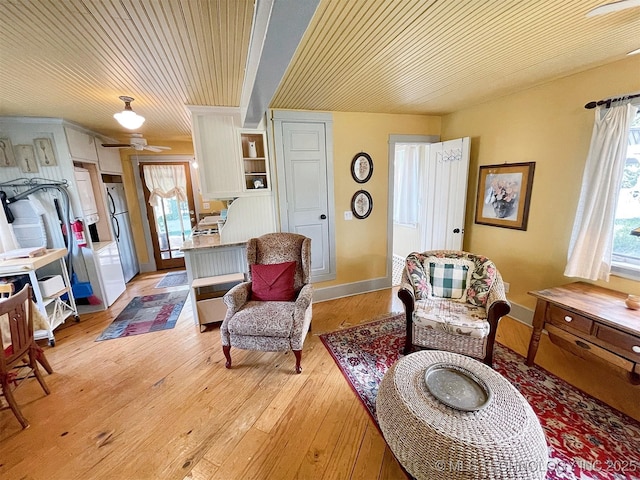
[[428, 262, 468, 299]]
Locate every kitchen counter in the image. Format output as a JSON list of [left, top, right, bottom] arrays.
[[181, 233, 246, 251], [181, 234, 248, 326]]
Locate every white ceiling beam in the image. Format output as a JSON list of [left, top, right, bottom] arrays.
[[241, 0, 321, 128]]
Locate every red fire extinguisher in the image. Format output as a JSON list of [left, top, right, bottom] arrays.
[[71, 219, 87, 248]]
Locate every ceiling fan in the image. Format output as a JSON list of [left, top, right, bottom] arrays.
[[586, 0, 640, 17], [102, 134, 171, 153]]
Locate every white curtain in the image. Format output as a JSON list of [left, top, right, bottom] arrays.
[[564, 103, 638, 281], [143, 164, 188, 207], [394, 144, 422, 225]]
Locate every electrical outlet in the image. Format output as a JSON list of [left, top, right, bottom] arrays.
[[203, 202, 210, 210], [503, 282, 510, 293], [344, 211, 353, 220]]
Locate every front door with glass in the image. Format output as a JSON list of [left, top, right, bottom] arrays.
[[140, 162, 196, 270]]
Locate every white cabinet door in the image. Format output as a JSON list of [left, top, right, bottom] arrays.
[[420, 137, 470, 251], [95, 139, 123, 174], [191, 112, 243, 198], [94, 241, 125, 306], [73, 167, 99, 223], [65, 127, 98, 162]]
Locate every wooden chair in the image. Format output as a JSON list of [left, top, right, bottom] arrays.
[[0, 283, 13, 298], [0, 285, 51, 428]]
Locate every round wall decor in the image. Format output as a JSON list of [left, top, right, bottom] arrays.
[[351, 152, 373, 183], [351, 190, 373, 219]]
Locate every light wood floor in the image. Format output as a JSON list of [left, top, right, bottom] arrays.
[[1, 271, 638, 480]]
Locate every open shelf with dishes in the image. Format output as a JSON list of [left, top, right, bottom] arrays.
[[240, 132, 269, 191]]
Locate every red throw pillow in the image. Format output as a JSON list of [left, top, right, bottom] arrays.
[[251, 261, 297, 301]]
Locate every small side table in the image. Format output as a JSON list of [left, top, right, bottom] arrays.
[[526, 282, 640, 383], [376, 351, 547, 480]]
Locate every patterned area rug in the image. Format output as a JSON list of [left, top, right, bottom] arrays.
[[319, 314, 640, 480], [96, 291, 188, 341], [155, 271, 189, 288]]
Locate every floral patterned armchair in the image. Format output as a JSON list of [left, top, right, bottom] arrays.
[[398, 250, 510, 366], [221, 233, 312, 374]]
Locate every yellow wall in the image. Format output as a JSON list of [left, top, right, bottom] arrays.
[[441, 55, 640, 308], [317, 112, 441, 288]]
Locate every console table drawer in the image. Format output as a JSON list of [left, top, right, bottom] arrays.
[[595, 324, 640, 362], [547, 305, 593, 334], [546, 324, 635, 373]]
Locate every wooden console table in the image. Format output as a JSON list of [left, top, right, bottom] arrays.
[[527, 282, 640, 384]]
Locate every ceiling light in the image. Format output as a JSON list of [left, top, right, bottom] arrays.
[[628, 48, 640, 56], [113, 96, 145, 130]]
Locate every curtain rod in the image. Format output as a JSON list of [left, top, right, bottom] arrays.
[[584, 93, 640, 109]]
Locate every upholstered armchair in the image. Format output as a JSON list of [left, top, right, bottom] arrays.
[[221, 233, 312, 374], [398, 250, 510, 366]]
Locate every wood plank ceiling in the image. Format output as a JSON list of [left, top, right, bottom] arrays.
[[0, 0, 638, 144], [0, 0, 254, 142], [273, 0, 640, 114]]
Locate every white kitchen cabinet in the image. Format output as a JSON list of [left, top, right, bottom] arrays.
[[74, 167, 99, 224], [93, 241, 125, 307], [190, 107, 243, 199], [189, 107, 271, 198], [95, 138, 123, 174], [65, 126, 98, 162]]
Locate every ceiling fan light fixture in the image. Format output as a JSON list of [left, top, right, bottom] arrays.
[[586, 0, 640, 17], [114, 95, 145, 130]]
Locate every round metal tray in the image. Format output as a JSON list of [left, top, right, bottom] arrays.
[[424, 362, 492, 411]]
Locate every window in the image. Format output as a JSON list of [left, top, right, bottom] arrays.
[[612, 111, 640, 279]]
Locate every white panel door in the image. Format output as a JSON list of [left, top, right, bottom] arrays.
[[420, 137, 470, 251], [281, 122, 331, 279]]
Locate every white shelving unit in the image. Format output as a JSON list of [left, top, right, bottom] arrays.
[[239, 131, 270, 192], [0, 248, 79, 346]]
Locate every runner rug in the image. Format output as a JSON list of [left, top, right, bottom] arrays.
[[96, 291, 188, 341], [319, 313, 640, 480], [155, 270, 189, 288]]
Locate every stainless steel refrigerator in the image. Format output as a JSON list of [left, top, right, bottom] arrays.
[[105, 183, 139, 283]]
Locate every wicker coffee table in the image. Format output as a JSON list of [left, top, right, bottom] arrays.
[[376, 351, 548, 480]]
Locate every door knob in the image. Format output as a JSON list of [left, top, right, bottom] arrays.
[[320, 214, 327, 219], [453, 228, 460, 233]]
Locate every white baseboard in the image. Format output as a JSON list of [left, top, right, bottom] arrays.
[[314, 277, 391, 302], [506, 300, 534, 326]]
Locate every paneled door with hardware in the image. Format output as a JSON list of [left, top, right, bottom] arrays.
[[273, 112, 336, 282], [140, 162, 196, 270]]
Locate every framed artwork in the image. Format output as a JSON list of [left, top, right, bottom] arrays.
[[351, 190, 373, 219], [351, 152, 373, 183], [15, 144, 39, 173], [34, 137, 57, 166], [475, 162, 535, 230], [0, 138, 16, 167]]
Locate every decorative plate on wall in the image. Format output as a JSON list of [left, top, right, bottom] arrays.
[[351, 152, 373, 183], [351, 190, 373, 219]]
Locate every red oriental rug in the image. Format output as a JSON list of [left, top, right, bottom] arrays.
[[319, 313, 640, 480]]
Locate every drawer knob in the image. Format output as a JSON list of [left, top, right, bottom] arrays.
[[564, 315, 573, 322], [633, 346, 640, 354]]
